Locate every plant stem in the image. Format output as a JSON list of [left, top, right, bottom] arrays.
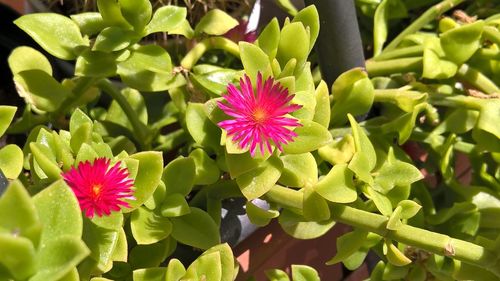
[[372, 45, 423, 61], [365, 57, 422, 77], [52, 76, 98, 121], [97, 79, 149, 149], [410, 130, 476, 154], [382, 0, 465, 53], [473, 48, 500, 60], [456, 64, 499, 95], [483, 26, 500, 46], [180, 37, 240, 70], [265, 185, 500, 277], [428, 92, 483, 110]]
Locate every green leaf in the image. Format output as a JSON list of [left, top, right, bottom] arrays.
[[144, 181, 166, 211], [236, 156, 283, 200], [194, 9, 238, 36], [14, 70, 71, 112], [131, 207, 172, 244], [168, 19, 194, 39], [330, 68, 374, 126], [347, 114, 376, 185], [0, 180, 41, 245], [186, 102, 221, 150], [386, 206, 403, 230], [312, 80, 330, 128], [146, 6, 187, 35], [14, 13, 88, 60], [276, 22, 309, 69], [0, 233, 36, 280], [30, 236, 90, 281], [93, 27, 134, 52], [365, 186, 393, 216], [132, 267, 166, 281], [183, 252, 222, 281], [245, 201, 279, 226], [8, 46, 52, 75], [70, 108, 93, 134], [165, 259, 186, 281], [291, 90, 316, 121], [326, 229, 368, 265], [96, 0, 132, 29], [256, 18, 280, 60], [118, 0, 152, 31], [81, 219, 119, 272], [75, 50, 117, 77], [385, 241, 411, 266], [129, 238, 175, 269], [291, 264, 320, 281], [240, 42, 272, 82], [282, 120, 332, 154], [106, 88, 147, 131], [0, 106, 16, 138], [278, 208, 335, 239], [398, 200, 422, 219], [69, 122, 93, 152], [225, 150, 268, 178], [160, 194, 191, 217], [126, 151, 163, 211], [163, 156, 196, 196], [422, 47, 457, 79], [278, 153, 318, 188], [317, 134, 355, 165], [265, 269, 290, 281], [117, 45, 173, 92], [315, 163, 357, 203], [189, 149, 220, 185], [71, 12, 106, 36], [200, 243, 235, 281], [292, 5, 320, 52], [0, 145, 23, 179], [30, 142, 62, 181], [303, 187, 330, 221], [170, 207, 220, 250], [441, 20, 484, 64], [373, 147, 422, 193]]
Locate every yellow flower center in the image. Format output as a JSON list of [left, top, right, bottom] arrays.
[[92, 184, 102, 198], [253, 108, 267, 123]]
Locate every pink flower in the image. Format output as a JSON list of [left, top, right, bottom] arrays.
[[217, 73, 302, 156], [62, 158, 135, 218], [224, 20, 257, 43]]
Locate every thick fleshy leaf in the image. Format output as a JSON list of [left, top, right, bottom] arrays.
[[0, 145, 23, 179], [131, 207, 172, 244], [183, 252, 222, 281], [14, 70, 71, 112], [236, 156, 283, 200], [30, 236, 90, 281], [162, 156, 196, 196], [75, 50, 117, 77], [315, 163, 357, 203], [225, 151, 267, 178], [106, 88, 147, 131], [118, 0, 152, 31], [186, 102, 221, 150], [189, 149, 220, 185], [240, 42, 272, 83], [81, 218, 119, 272], [190, 243, 235, 281], [0, 180, 41, 245], [8, 46, 52, 75], [132, 268, 166, 281], [96, 0, 131, 28], [326, 229, 367, 265], [194, 9, 238, 36], [292, 5, 320, 52], [0, 234, 36, 280], [93, 27, 135, 52], [246, 201, 279, 226], [70, 12, 106, 36], [117, 45, 173, 92], [373, 148, 423, 193], [33, 180, 82, 243], [146, 6, 187, 35], [165, 259, 186, 281], [0, 106, 16, 138], [14, 13, 88, 60], [278, 209, 335, 239], [126, 152, 163, 211], [291, 265, 320, 281], [257, 18, 280, 60], [365, 186, 393, 216], [441, 20, 484, 64], [318, 134, 355, 165], [385, 241, 411, 266], [265, 269, 290, 281], [276, 22, 309, 69], [170, 207, 220, 250], [303, 187, 330, 221], [278, 153, 317, 188], [330, 68, 374, 126], [347, 114, 376, 185], [30, 142, 62, 181], [282, 120, 332, 154], [422, 47, 457, 79], [160, 194, 191, 217], [312, 80, 330, 128], [129, 238, 176, 269]]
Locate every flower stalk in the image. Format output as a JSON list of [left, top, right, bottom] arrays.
[[180, 37, 240, 70]]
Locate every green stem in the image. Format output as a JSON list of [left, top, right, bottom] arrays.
[[483, 26, 500, 46], [264, 187, 500, 276], [365, 57, 422, 77], [180, 37, 240, 70], [97, 79, 149, 149], [410, 130, 476, 153], [472, 48, 500, 60], [456, 64, 499, 95], [382, 0, 465, 53], [372, 45, 423, 61], [52, 76, 98, 121], [428, 92, 483, 110]]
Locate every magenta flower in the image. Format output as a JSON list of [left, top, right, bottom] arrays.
[[224, 20, 257, 43], [62, 158, 135, 218], [217, 73, 302, 156]]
